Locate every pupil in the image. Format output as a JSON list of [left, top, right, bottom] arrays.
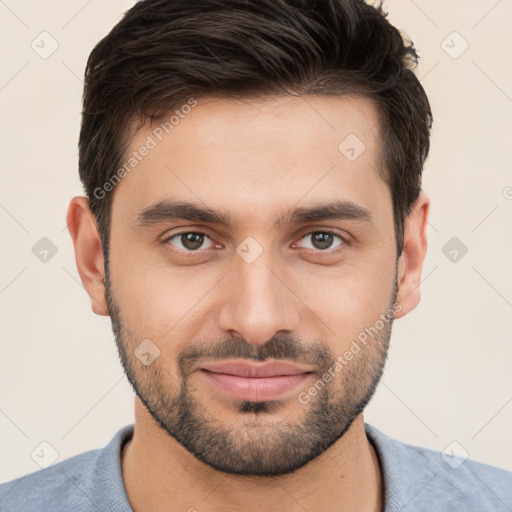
[[182, 233, 203, 250], [313, 232, 333, 250]]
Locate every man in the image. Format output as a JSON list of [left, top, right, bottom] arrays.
[[1, 0, 510, 510]]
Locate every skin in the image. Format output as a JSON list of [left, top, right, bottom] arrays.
[[67, 94, 429, 512]]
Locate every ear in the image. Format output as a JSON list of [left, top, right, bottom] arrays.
[[395, 191, 430, 319], [66, 196, 109, 316]]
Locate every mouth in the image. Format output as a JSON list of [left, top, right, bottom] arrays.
[[197, 360, 315, 402]]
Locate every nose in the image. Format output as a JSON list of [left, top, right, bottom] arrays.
[[217, 247, 301, 346]]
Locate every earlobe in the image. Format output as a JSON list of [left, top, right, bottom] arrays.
[[394, 192, 430, 320], [66, 196, 109, 316]]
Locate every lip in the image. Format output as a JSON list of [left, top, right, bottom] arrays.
[[200, 360, 314, 378], [198, 360, 315, 402]]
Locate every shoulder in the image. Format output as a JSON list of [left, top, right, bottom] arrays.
[[0, 424, 134, 512], [0, 450, 100, 512], [365, 423, 512, 512]]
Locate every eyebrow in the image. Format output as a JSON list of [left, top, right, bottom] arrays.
[[133, 198, 374, 230]]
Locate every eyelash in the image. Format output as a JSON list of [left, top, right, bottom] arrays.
[[163, 229, 348, 254]]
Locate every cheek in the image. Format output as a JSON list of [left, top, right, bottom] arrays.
[[110, 251, 222, 347], [299, 256, 396, 345]]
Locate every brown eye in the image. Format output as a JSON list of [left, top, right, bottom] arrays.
[[297, 231, 345, 251], [165, 231, 214, 251]]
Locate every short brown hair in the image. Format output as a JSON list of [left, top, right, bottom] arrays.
[[79, 0, 432, 265]]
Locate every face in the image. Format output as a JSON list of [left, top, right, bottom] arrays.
[[105, 94, 400, 476]]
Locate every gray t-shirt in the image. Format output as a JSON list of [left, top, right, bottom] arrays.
[[1, 423, 511, 511]]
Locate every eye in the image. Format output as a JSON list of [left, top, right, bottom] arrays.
[[295, 230, 346, 251], [164, 230, 215, 252], [163, 229, 347, 254]]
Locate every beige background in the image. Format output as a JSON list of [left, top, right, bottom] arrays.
[[1, 0, 511, 483]]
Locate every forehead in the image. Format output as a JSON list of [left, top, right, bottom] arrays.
[[111, 94, 390, 229]]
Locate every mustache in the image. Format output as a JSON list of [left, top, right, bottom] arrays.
[[177, 333, 335, 377]]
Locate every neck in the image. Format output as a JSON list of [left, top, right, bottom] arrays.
[[121, 398, 383, 512]]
